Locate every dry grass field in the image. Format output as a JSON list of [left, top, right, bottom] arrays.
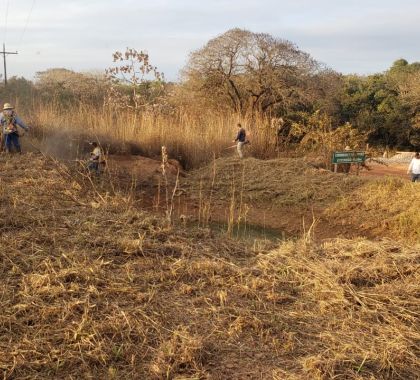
[[1, 22, 419, 380], [1, 153, 419, 379], [29, 105, 276, 169]]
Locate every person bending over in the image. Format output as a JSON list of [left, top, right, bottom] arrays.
[[88, 142, 103, 174]]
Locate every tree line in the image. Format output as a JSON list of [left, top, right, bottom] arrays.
[[1, 28, 419, 150]]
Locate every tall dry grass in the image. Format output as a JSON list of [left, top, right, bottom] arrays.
[[27, 102, 279, 168]]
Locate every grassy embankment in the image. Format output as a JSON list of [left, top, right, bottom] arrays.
[[186, 157, 419, 242], [0, 154, 419, 379]]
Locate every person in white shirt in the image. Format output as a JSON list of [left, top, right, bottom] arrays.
[[407, 152, 420, 182], [88, 141, 102, 174]]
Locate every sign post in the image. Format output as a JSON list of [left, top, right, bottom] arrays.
[[332, 151, 366, 174]]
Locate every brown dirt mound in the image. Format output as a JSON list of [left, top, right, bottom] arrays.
[[185, 157, 418, 242], [106, 154, 184, 186]]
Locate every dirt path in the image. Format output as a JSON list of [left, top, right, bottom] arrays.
[[360, 162, 408, 179]]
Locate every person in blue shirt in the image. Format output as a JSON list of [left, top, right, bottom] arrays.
[[1, 103, 29, 153]]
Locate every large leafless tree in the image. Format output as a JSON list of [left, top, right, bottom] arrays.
[[183, 28, 321, 116]]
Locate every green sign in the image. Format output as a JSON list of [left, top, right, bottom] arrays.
[[332, 151, 366, 164]]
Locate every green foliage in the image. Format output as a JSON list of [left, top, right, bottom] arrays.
[[339, 58, 420, 149], [388, 60, 420, 146], [290, 111, 367, 168], [340, 71, 414, 148], [0, 76, 34, 111], [389, 58, 420, 75]]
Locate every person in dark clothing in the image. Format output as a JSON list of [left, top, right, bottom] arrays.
[[233, 123, 247, 159]]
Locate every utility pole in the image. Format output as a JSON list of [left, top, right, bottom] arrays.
[[0, 43, 18, 86]]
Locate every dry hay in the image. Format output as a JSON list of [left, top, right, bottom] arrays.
[[327, 177, 420, 243], [186, 157, 366, 207], [0, 154, 419, 379], [259, 238, 420, 379]]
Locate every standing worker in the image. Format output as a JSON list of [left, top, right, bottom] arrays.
[[1, 103, 29, 153], [88, 141, 102, 174], [343, 145, 352, 174], [407, 152, 420, 182], [233, 123, 247, 159]]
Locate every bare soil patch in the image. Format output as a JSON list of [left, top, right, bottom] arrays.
[[360, 162, 408, 179], [106, 154, 183, 186]]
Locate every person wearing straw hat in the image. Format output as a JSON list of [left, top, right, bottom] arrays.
[[0, 103, 29, 153]]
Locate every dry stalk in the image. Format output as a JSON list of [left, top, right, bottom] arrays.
[[227, 177, 236, 235], [160, 145, 179, 225]]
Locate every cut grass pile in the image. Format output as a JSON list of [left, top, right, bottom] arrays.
[[186, 157, 366, 207], [262, 238, 419, 379], [0, 154, 419, 379]]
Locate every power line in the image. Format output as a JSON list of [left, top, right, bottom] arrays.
[[0, 0, 37, 84], [19, 0, 36, 47], [4, 0, 10, 43]]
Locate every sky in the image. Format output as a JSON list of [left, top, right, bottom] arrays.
[[2, 0, 420, 81]]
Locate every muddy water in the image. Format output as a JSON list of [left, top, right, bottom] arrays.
[[199, 221, 285, 242]]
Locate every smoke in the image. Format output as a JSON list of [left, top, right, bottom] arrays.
[[23, 130, 88, 160], [22, 128, 146, 160]]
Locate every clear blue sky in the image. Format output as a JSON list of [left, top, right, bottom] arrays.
[[3, 0, 420, 80]]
